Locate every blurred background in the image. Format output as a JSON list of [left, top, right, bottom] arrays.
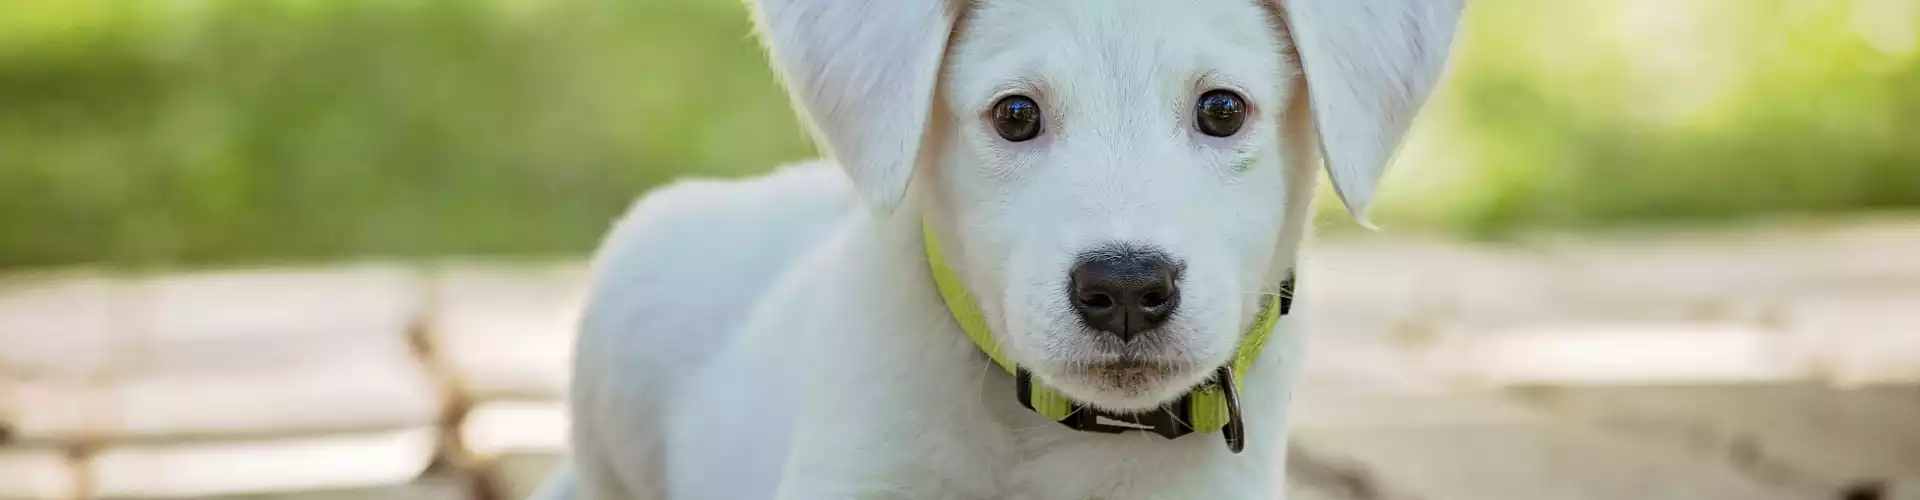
[[0, 0, 1916, 499]]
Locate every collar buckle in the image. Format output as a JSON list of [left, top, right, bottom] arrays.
[[1016, 367, 1246, 453], [1019, 366, 1194, 440]]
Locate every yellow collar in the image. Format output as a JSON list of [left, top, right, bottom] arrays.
[[922, 221, 1292, 453]]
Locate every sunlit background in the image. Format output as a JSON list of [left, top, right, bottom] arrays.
[[1, 0, 1916, 499]]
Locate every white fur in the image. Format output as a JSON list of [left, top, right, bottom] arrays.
[[1288, 0, 1468, 223], [558, 162, 857, 499], [535, 0, 1464, 498], [749, 0, 960, 212]]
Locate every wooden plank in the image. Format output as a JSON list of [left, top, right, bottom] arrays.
[[425, 263, 583, 401], [1290, 392, 1826, 500], [1301, 220, 1920, 341], [423, 262, 586, 341], [0, 449, 76, 500], [1297, 338, 1461, 393], [1433, 322, 1814, 386], [1295, 424, 1823, 500], [3, 355, 438, 447], [463, 402, 567, 457], [1302, 238, 1736, 338], [0, 266, 443, 447], [121, 265, 426, 376], [496, 452, 563, 500], [440, 332, 570, 401], [90, 428, 437, 500], [0, 265, 438, 447], [172, 479, 464, 500], [1783, 294, 1920, 386], [1304, 314, 1919, 390], [1514, 384, 1920, 496], [0, 274, 125, 379], [1287, 442, 1417, 500], [0, 265, 426, 380], [1291, 390, 1546, 430]]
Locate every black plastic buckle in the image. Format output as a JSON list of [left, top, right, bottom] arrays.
[[1016, 369, 1193, 439], [1018, 367, 1245, 453]]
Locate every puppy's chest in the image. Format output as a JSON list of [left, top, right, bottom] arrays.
[[974, 435, 1263, 500]]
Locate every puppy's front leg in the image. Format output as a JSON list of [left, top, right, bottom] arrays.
[[761, 384, 1003, 497], [773, 472, 984, 500], [771, 347, 1004, 500], [768, 425, 998, 500]]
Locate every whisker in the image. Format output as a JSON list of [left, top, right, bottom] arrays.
[[974, 354, 996, 415], [1161, 405, 1193, 431], [973, 361, 998, 481], [1241, 289, 1295, 299]]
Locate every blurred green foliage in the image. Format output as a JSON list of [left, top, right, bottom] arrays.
[[0, 0, 813, 268], [0, 0, 1915, 268], [1372, 0, 1920, 235]]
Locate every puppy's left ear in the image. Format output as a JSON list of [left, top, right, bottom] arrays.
[[1282, 0, 1468, 225], [749, 0, 962, 213]]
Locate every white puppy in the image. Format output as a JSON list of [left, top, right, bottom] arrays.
[[534, 0, 1465, 498]]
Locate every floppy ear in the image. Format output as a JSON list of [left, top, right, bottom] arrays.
[[748, 0, 962, 213], [1282, 0, 1468, 224]]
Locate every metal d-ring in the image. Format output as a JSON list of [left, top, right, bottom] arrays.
[[1216, 366, 1246, 453]]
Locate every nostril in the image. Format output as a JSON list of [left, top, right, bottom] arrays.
[[1140, 288, 1169, 308], [1079, 292, 1114, 309]]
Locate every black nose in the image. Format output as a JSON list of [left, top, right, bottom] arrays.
[[1068, 247, 1180, 341]]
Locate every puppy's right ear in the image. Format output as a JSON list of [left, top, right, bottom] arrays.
[[749, 0, 962, 214], [1283, 0, 1467, 226]]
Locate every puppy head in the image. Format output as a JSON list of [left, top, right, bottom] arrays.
[[752, 0, 1464, 410]]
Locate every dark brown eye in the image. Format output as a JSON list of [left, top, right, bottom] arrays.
[[1195, 90, 1246, 137], [992, 95, 1042, 142]]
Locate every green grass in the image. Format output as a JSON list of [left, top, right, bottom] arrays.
[[0, 0, 1916, 269]]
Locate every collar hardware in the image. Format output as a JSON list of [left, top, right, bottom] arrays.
[[1215, 366, 1246, 453], [1017, 368, 1198, 440], [925, 221, 1291, 454]]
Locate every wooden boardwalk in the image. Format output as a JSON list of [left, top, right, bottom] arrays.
[[2, 217, 1918, 500]]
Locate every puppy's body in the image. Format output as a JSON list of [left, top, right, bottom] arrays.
[[540, 0, 1465, 498], [561, 163, 1304, 500], [562, 162, 857, 499]]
